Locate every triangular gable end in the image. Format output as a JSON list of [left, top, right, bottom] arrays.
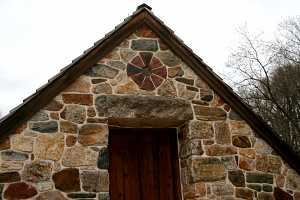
[[0, 3, 299, 191]]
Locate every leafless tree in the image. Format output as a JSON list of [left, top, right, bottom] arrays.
[[226, 17, 300, 154]]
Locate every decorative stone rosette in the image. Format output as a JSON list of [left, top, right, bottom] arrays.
[[127, 52, 167, 91]]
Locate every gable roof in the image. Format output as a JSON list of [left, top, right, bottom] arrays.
[[1, 4, 299, 173]]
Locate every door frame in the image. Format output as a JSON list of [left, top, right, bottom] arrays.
[[108, 127, 182, 200]]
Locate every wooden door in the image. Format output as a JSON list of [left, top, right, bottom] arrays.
[[109, 128, 181, 200]]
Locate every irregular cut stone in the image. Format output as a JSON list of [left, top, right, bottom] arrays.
[[0, 172, 21, 183], [239, 156, 255, 171], [91, 78, 107, 84], [87, 117, 108, 123], [53, 168, 80, 192], [78, 124, 108, 146], [87, 107, 96, 117], [214, 121, 231, 145], [256, 155, 282, 174], [50, 112, 59, 120], [0, 136, 10, 150], [108, 60, 126, 70], [60, 120, 78, 134], [30, 121, 58, 133], [4, 182, 37, 199], [177, 84, 196, 100], [189, 120, 214, 139], [135, 25, 156, 38], [220, 156, 237, 170], [1, 150, 29, 161], [156, 51, 181, 67], [11, 134, 34, 152], [258, 192, 275, 200], [168, 66, 184, 78], [131, 39, 158, 51], [103, 48, 120, 60], [175, 77, 194, 85], [232, 135, 251, 148], [62, 93, 93, 105], [66, 135, 77, 147], [228, 170, 245, 187], [22, 160, 52, 182], [99, 170, 109, 192], [35, 190, 67, 200], [36, 181, 53, 192], [34, 133, 64, 161], [81, 170, 101, 192], [274, 188, 293, 200], [263, 184, 273, 192], [286, 169, 300, 190], [67, 192, 96, 198], [229, 110, 242, 120], [187, 86, 199, 92], [247, 184, 262, 191], [180, 139, 203, 158], [93, 83, 113, 94], [230, 120, 252, 135], [193, 105, 227, 121], [239, 148, 256, 159], [254, 139, 273, 155], [62, 145, 97, 167], [212, 183, 234, 196], [99, 192, 110, 200], [98, 147, 109, 169], [157, 79, 177, 97], [246, 172, 273, 184], [235, 188, 253, 200], [85, 64, 119, 78], [120, 49, 136, 62], [183, 182, 206, 199], [44, 100, 64, 111], [95, 95, 193, 127], [30, 111, 49, 121], [0, 161, 24, 171], [189, 157, 225, 182], [60, 105, 86, 124], [205, 145, 237, 156], [115, 80, 139, 94], [64, 76, 91, 93]]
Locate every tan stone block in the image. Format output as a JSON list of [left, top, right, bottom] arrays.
[[115, 80, 139, 94], [214, 121, 231, 145], [239, 148, 256, 159], [229, 120, 252, 135], [11, 135, 34, 152], [256, 155, 282, 174], [205, 144, 237, 156], [0, 161, 24, 172], [62, 145, 97, 167], [183, 182, 206, 198], [64, 76, 91, 93], [78, 124, 108, 146], [239, 156, 255, 171]]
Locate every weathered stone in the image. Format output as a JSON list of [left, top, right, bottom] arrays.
[[67, 192, 96, 198], [286, 169, 300, 190], [187, 86, 199, 92], [156, 51, 181, 67], [0, 172, 21, 183], [235, 188, 253, 200], [120, 49, 136, 62], [157, 79, 177, 97], [0, 136, 10, 150], [65, 76, 91, 93], [34, 133, 64, 161], [214, 121, 231, 145], [53, 168, 80, 192], [11, 134, 34, 152], [239, 156, 255, 171], [228, 170, 245, 187], [200, 89, 213, 102], [247, 184, 262, 191], [194, 105, 227, 121], [135, 25, 156, 38], [180, 139, 203, 158], [115, 80, 139, 94], [103, 48, 120, 60], [81, 171, 101, 192], [0, 161, 24, 171], [36, 181, 53, 192], [246, 172, 273, 184], [232, 135, 252, 148], [60, 105, 86, 124], [183, 182, 206, 198], [62, 145, 97, 167], [220, 156, 238, 170], [168, 66, 184, 78], [98, 147, 109, 169], [50, 112, 59, 120], [256, 155, 282, 174], [92, 78, 107, 84], [62, 93, 93, 105], [274, 187, 292, 200], [229, 110, 242, 120], [93, 83, 113, 94], [45, 100, 64, 111], [189, 157, 225, 182], [99, 170, 109, 192], [230, 120, 252, 135], [262, 184, 273, 192], [22, 160, 52, 183], [95, 95, 193, 127], [87, 117, 108, 123], [35, 191, 67, 200], [239, 148, 256, 159], [108, 60, 126, 70], [78, 124, 108, 146], [175, 77, 194, 85], [205, 145, 237, 156], [85, 64, 119, 79], [258, 192, 275, 200], [60, 120, 78, 134], [189, 120, 214, 139], [66, 135, 77, 147], [254, 139, 273, 155], [30, 111, 49, 121], [99, 192, 110, 200], [87, 107, 96, 117], [30, 121, 58, 133], [1, 150, 29, 161], [212, 183, 234, 196], [178, 84, 197, 100], [131, 39, 158, 51], [4, 182, 37, 199]]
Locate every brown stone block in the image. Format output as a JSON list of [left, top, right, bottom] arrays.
[[62, 93, 93, 106], [52, 168, 80, 192], [256, 155, 282, 174], [205, 144, 237, 156], [4, 182, 37, 199], [194, 105, 227, 121], [235, 188, 253, 200]]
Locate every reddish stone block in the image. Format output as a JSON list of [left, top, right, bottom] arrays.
[[149, 56, 162, 69], [66, 135, 77, 147], [274, 187, 293, 200], [131, 55, 145, 67], [152, 66, 167, 79], [0, 172, 21, 183], [151, 74, 164, 87], [62, 94, 93, 106], [235, 188, 253, 200], [135, 25, 157, 38], [141, 76, 155, 91], [140, 52, 153, 66], [0, 136, 10, 150], [52, 168, 80, 192], [4, 182, 37, 199], [131, 73, 145, 86]]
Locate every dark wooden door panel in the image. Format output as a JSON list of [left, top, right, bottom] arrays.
[[109, 128, 180, 200]]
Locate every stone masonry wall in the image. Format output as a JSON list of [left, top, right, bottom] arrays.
[[0, 25, 299, 199]]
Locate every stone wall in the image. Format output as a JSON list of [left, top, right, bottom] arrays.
[[0, 26, 299, 199]]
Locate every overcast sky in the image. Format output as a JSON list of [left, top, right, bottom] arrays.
[[0, 0, 299, 116]]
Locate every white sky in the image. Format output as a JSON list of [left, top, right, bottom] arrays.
[[0, 0, 299, 116]]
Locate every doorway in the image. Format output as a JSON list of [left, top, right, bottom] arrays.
[[109, 128, 181, 200]]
